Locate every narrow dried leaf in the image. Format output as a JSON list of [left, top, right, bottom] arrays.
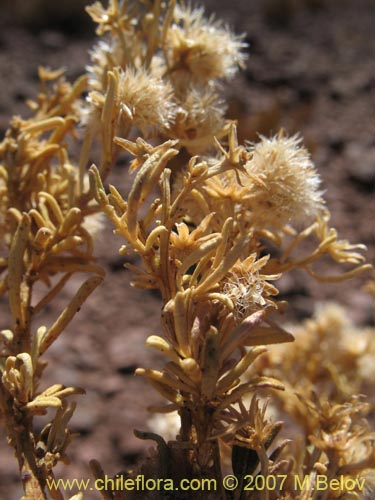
[[201, 326, 220, 399], [220, 310, 265, 361], [59, 208, 82, 237], [26, 396, 62, 410], [136, 369, 183, 405], [195, 235, 250, 295], [217, 347, 267, 393], [8, 213, 30, 326], [173, 289, 193, 357], [23, 117, 65, 134], [126, 143, 178, 237], [136, 368, 196, 394], [40, 276, 103, 354], [242, 324, 294, 347], [176, 235, 221, 288], [146, 335, 181, 364]]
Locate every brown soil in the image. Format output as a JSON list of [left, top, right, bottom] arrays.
[[0, 1, 374, 499]]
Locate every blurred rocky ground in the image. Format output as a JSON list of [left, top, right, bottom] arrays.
[[0, 1, 374, 498]]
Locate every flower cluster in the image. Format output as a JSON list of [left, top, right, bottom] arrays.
[[81, 0, 246, 165], [86, 2, 370, 496]]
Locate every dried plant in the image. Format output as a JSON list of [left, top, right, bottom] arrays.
[[0, 68, 106, 499], [249, 304, 375, 499], [0, 1, 373, 499]]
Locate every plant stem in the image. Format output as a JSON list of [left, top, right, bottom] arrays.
[[2, 392, 46, 499]]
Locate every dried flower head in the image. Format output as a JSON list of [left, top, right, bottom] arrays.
[[86, 40, 121, 90], [117, 67, 176, 133], [223, 254, 279, 321], [253, 303, 375, 415], [166, 4, 247, 83], [85, 67, 176, 135], [170, 86, 227, 153], [245, 132, 324, 227]]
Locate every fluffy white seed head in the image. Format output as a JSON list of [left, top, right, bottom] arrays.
[[245, 134, 324, 228], [117, 68, 176, 133], [166, 4, 247, 83], [170, 87, 227, 153]]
